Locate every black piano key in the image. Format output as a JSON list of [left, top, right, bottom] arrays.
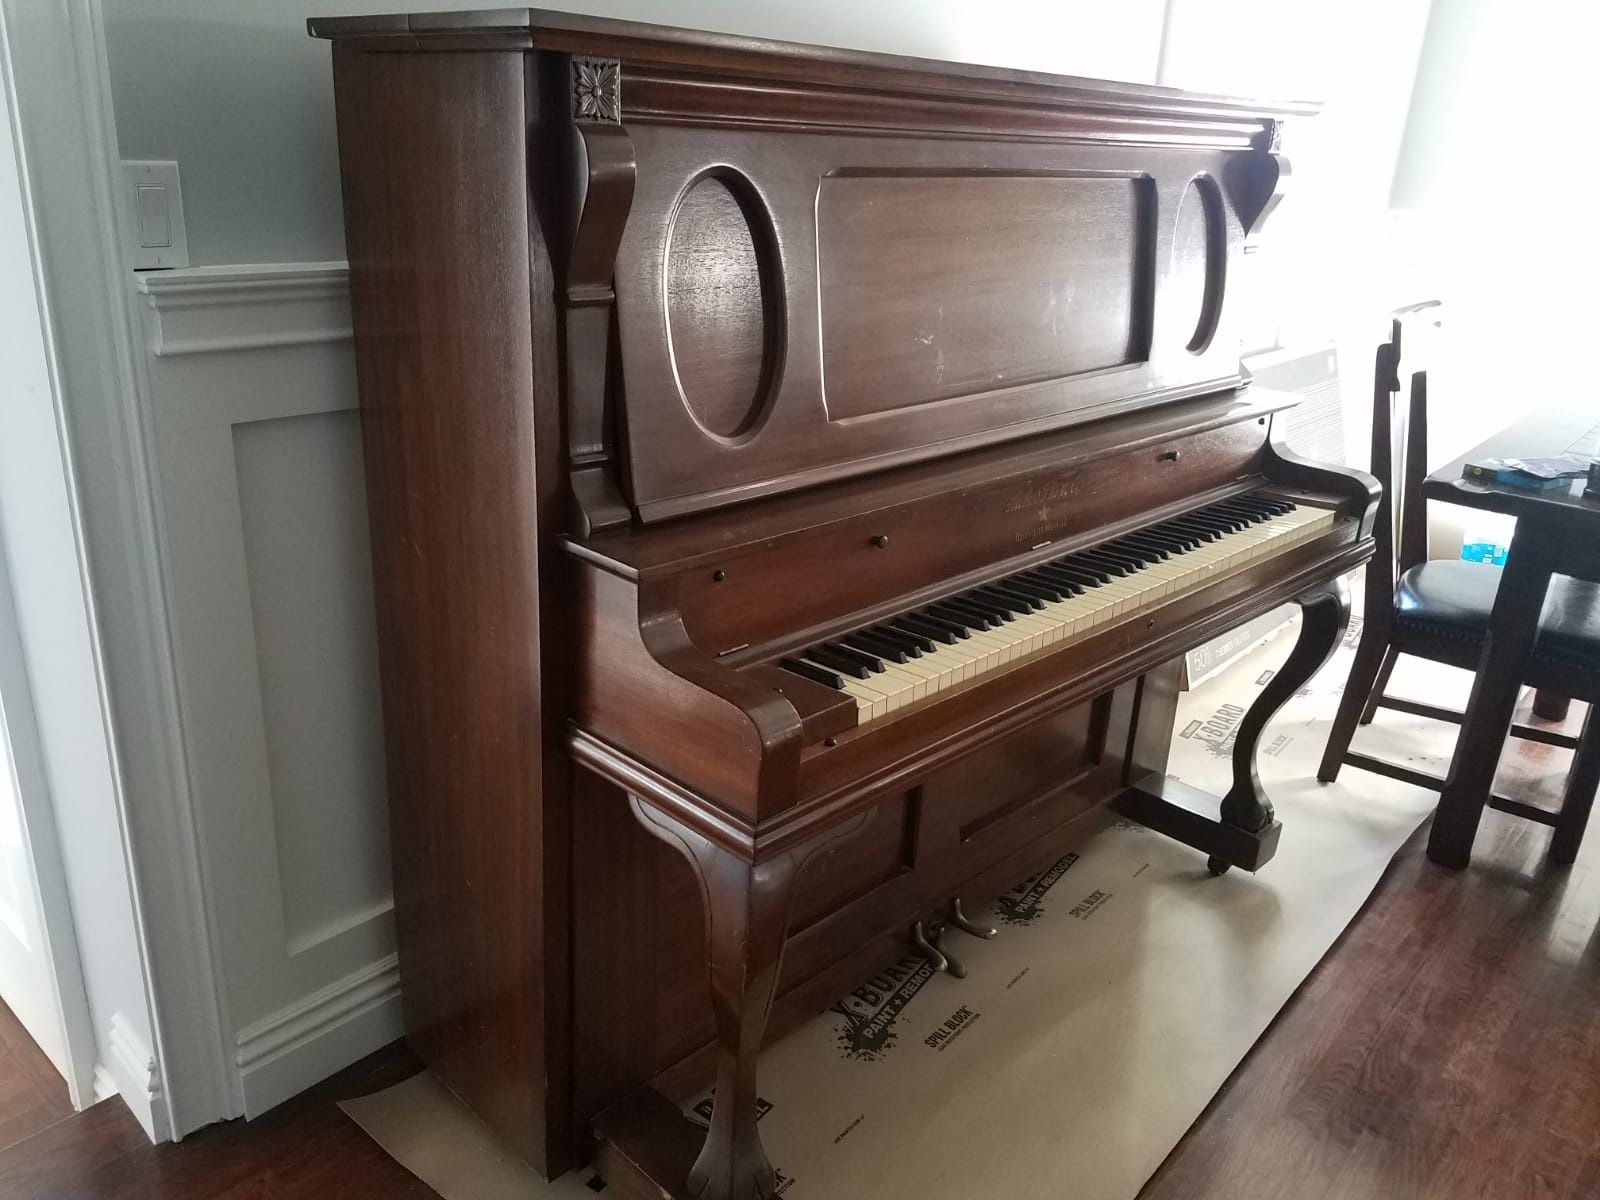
[[779, 657, 844, 689], [1240, 494, 1292, 516], [1172, 513, 1229, 537], [1114, 534, 1170, 561], [805, 646, 873, 679], [1137, 528, 1194, 553], [1035, 563, 1101, 589], [913, 611, 975, 639], [929, 601, 995, 631], [1017, 569, 1079, 597], [873, 624, 934, 655], [1004, 576, 1065, 603], [1211, 498, 1271, 523], [1193, 509, 1249, 533], [1080, 548, 1143, 572], [844, 631, 912, 663], [894, 614, 959, 645], [1101, 541, 1152, 566], [1147, 519, 1203, 546], [1165, 517, 1222, 542], [969, 587, 1032, 615], [1057, 557, 1115, 581], [984, 583, 1046, 611], [1046, 559, 1109, 585], [949, 592, 1008, 621], [822, 641, 886, 674], [1073, 549, 1134, 576]]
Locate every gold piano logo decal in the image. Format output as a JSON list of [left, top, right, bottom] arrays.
[[1004, 476, 1083, 545]]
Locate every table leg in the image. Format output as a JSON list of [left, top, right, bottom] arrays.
[[1533, 689, 1572, 722], [1427, 534, 1553, 869]]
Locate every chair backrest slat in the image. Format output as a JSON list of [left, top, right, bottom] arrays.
[[1362, 304, 1441, 634], [1399, 370, 1431, 572]]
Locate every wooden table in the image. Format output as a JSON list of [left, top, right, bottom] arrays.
[[1422, 408, 1600, 867]]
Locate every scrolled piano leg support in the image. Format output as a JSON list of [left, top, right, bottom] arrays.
[[628, 796, 869, 1200], [1115, 577, 1351, 876]]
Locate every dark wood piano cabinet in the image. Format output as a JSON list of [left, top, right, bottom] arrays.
[[310, 11, 1378, 1199]]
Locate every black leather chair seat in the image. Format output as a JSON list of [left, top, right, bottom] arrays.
[[1395, 560, 1600, 671]]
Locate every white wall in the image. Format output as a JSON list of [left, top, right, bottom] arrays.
[[0, 0, 158, 1129], [71, 0, 1436, 1138], [102, 0, 1168, 266], [1390, 0, 1599, 461], [1386, 0, 1598, 555]]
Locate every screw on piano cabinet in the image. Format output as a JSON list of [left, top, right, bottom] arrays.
[[871, 534, 890, 548], [712, 569, 726, 581]]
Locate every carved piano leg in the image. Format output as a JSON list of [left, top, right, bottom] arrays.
[[1209, 575, 1352, 874], [628, 797, 867, 1200], [1115, 577, 1351, 872]]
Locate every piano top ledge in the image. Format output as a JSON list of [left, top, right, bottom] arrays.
[[307, 9, 1317, 121]]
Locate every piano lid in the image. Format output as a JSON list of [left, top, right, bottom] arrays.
[[306, 9, 1317, 123], [313, 10, 1318, 528]]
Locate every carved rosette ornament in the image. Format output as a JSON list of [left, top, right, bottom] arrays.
[[572, 57, 622, 124]]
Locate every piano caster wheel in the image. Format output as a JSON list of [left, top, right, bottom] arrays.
[[1207, 856, 1231, 876], [949, 898, 997, 940], [930, 924, 968, 979], [910, 920, 949, 974]]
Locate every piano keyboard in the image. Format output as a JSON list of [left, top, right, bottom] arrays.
[[776, 493, 1334, 725]]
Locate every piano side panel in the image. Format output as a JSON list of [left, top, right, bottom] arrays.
[[613, 123, 1267, 521], [570, 672, 1173, 1132], [330, 47, 571, 1174]]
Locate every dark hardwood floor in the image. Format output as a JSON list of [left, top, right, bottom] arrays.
[[1143, 776, 1600, 1199], [0, 1001, 72, 1158], [2, 703, 1597, 1200]]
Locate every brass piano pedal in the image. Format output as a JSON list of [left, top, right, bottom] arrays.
[[930, 922, 968, 979], [910, 920, 949, 974], [949, 898, 998, 940]]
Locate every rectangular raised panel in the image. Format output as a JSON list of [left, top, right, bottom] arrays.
[[818, 172, 1151, 421], [791, 794, 913, 931], [232, 411, 391, 956], [919, 703, 1103, 846]]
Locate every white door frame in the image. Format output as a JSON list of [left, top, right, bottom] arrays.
[[0, 0, 237, 1140], [0, 534, 99, 1105]]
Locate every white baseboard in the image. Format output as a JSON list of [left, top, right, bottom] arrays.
[[95, 1010, 170, 1141], [233, 954, 403, 1118]]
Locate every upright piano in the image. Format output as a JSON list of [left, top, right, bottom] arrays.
[[310, 11, 1380, 1199]]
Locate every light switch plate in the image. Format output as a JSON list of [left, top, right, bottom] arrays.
[[122, 159, 189, 269]]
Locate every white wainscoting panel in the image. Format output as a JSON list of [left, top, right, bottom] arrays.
[[135, 263, 402, 1116]]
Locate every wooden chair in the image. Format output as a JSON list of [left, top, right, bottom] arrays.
[[1316, 311, 1600, 863]]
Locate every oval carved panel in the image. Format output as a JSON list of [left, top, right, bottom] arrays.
[[1170, 175, 1226, 354], [665, 171, 782, 440]]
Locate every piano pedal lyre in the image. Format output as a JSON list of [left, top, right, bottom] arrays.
[[948, 898, 998, 940], [910, 920, 950, 975]]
